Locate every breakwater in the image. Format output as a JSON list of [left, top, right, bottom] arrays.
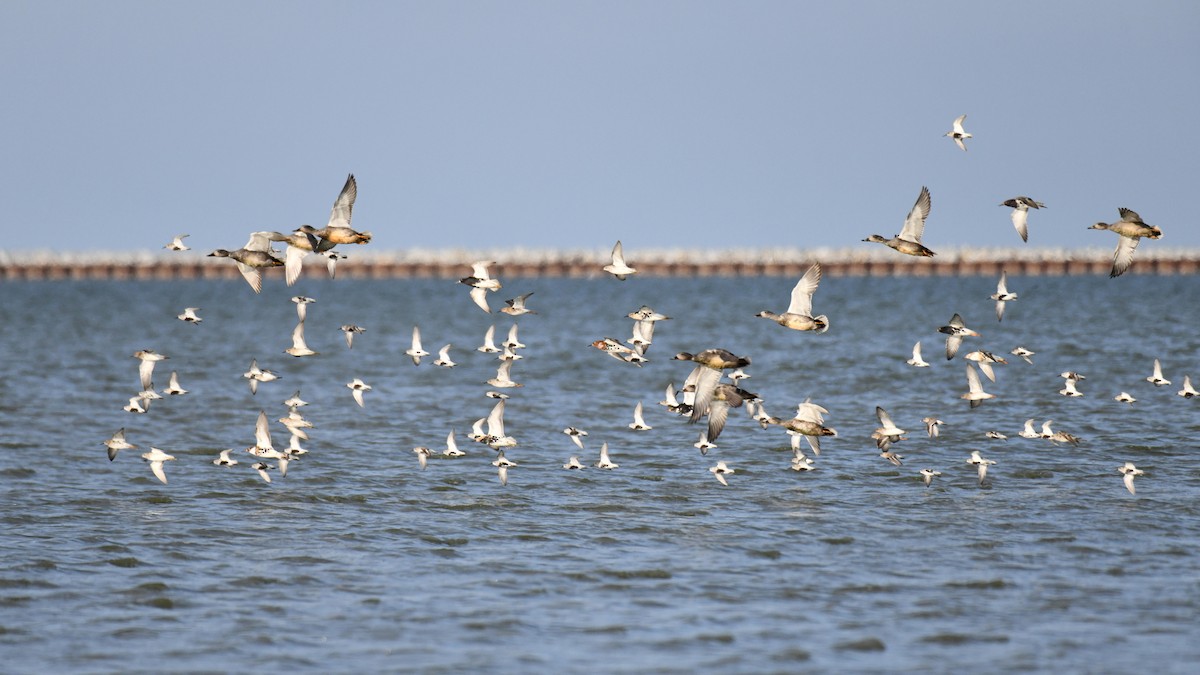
[[2, 247, 1198, 280]]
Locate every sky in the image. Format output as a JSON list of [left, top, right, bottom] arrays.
[[2, 1, 1197, 255]]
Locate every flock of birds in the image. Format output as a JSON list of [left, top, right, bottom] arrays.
[[105, 115, 1177, 495]]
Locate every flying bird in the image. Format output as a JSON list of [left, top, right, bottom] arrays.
[[944, 114, 972, 151], [133, 349, 168, 391], [1146, 359, 1170, 386], [709, 461, 734, 486], [406, 326, 430, 365], [938, 313, 980, 360], [291, 296, 316, 322], [284, 320, 318, 357], [141, 448, 176, 485], [340, 324, 365, 349], [460, 261, 502, 313], [756, 262, 829, 332], [162, 371, 188, 396], [103, 428, 137, 461], [1089, 208, 1163, 278], [963, 364, 996, 408], [177, 307, 202, 324], [990, 271, 1018, 322], [243, 359, 280, 395], [346, 378, 371, 407], [966, 450, 996, 485], [863, 186, 935, 257], [434, 344, 456, 368], [1000, 196, 1046, 243], [629, 401, 653, 430], [500, 292, 537, 316], [603, 240, 637, 280], [1118, 462, 1144, 495], [907, 341, 930, 368], [596, 443, 619, 469], [207, 231, 284, 293], [295, 174, 372, 246]]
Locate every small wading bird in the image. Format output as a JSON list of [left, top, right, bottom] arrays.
[[103, 428, 137, 461], [164, 234, 190, 251], [1000, 196, 1046, 243], [406, 326, 430, 366], [177, 307, 202, 324], [709, 461, 734, 486], [340, 324, 365, 349], [291, 295, 316, 321], [990, 271, 1017, 322], [460, 260, 502, 313], [907, 342, 929, 368], [967, 450, 996, 486], [1118, 462, 1144, 495], [938, 313, 980, 360], [944, 114, 972, 151], [603, 240, 637, 280], [141, 448, 176, 485]]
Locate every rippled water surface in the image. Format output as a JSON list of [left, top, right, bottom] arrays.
[[2, 272, 1199, 673]]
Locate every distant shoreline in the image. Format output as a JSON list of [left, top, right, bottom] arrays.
[[2, 248, 1197, 279]]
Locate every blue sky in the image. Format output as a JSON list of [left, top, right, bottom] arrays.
[[2, 1, 1196, 254]]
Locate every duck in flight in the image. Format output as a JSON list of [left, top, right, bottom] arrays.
[[863, 186, 935, 257]]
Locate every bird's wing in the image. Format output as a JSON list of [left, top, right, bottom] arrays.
[[328, 174, 357, 228], [899, 187, 931, 242], [138, 359, 155, 391], [1110, 235, 1141, 278], [876, 406, 894, 429], [1118, 207, 1143, 224], [688, 367, 723, 424], [1010, 208, 1029, 242], [945, 334, 963, 360], [235, 262, 264, 294], [632, 401, 646, 425], [795, 400, 826, 424], [706, 400, 731, 442], [469, 286, 491, 313], [610, 240, 626, 266], [952, 114, 967, 133], [291, 321, 309, 350], [966, 364, 984, 393], [284, 244, 307, 286], [243, 231, 275, 252], [255, 410, 274, 450], [471, 260, 494, 279], [487, 399, 506, 437], [785, 263, 821, 316]]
